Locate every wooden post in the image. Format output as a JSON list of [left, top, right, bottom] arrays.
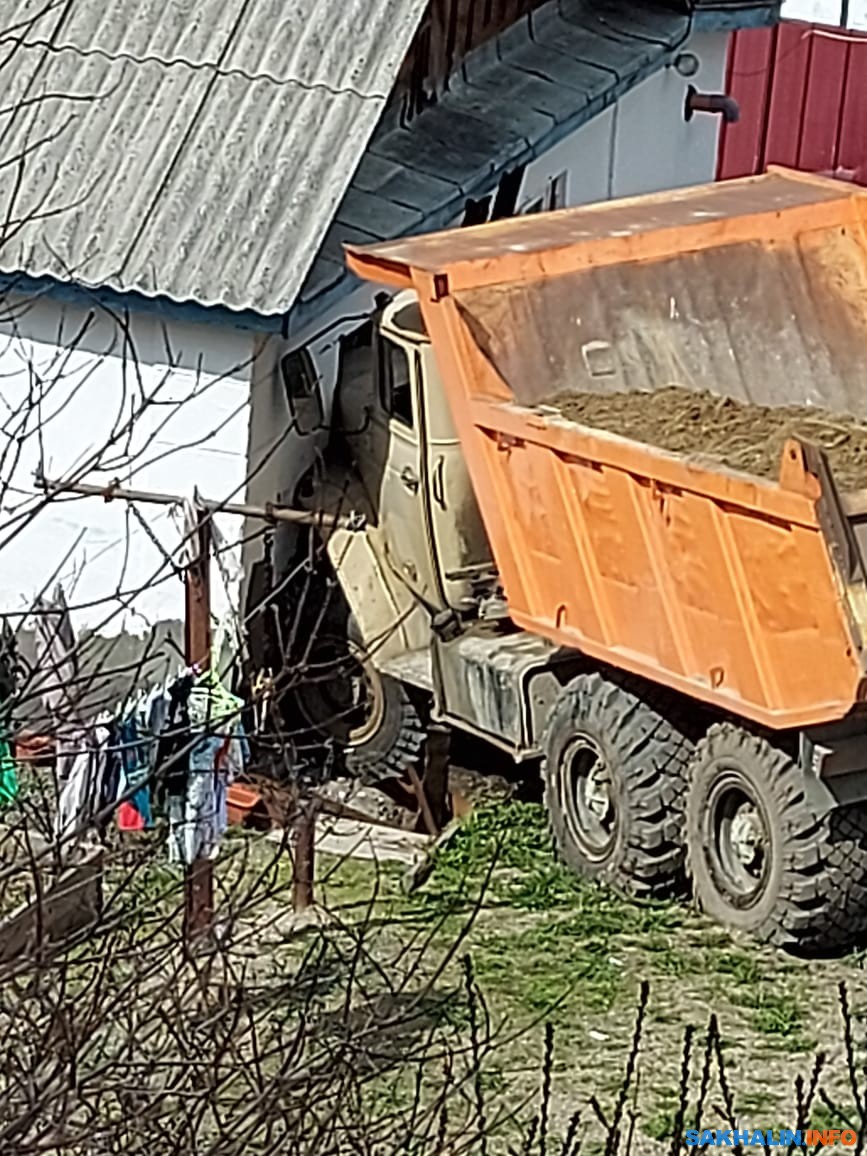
[[183, 508, 214, 947], [292, 800, 317, 912]]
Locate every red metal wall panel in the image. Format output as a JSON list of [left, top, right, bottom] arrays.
[[838, 42, 867, 176], [797, 35, 846, 171], [762, 23, 812, 169], [717, 28, 774, 179], [718, 21, 867, 186]]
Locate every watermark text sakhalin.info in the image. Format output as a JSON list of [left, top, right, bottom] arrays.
[[685, 1130, 858, 1148]]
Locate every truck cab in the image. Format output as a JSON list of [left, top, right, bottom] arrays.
[[336, 291, 493, 622], [291, 290, 572, 783]]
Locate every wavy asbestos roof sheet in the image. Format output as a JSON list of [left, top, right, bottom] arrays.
[[0, 0, 430, 315]]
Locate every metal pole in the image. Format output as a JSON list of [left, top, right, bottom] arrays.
[[422, 723, 452, 832], [183, 509, 214, 948], [412, 636, 452, 837], [36, 475, 362, 530], [408, 723, 452, 837]]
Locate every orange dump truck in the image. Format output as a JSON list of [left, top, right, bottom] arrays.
[[291, 168, 867, 954]]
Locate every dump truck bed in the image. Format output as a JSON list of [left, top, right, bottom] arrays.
[[347, 169, 867, 729]]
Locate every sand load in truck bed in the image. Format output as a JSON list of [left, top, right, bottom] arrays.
[[542, 387, 867, 491]]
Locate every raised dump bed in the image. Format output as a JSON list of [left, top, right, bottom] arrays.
[[348, 168, 867, 731]]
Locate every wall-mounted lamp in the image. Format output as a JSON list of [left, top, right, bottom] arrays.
[[684, 84, 740, 124], [673, 52, 700, 78]]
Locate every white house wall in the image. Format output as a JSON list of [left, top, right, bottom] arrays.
[[244, 31, 731, 586], [516, 32, 728, 210], [0, 294, 252, 633], [612, 33, 728, 199], [782, 0, 866, 27]]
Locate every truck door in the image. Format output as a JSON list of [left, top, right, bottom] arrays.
[[377, 334, 442, 607], [419, 345, 494, 609]]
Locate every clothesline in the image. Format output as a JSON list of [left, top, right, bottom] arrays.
[[12, 480, 277, 946], [7, 583, 250, 868], [36, 474, 357, 529]]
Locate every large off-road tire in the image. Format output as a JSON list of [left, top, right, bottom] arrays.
[[542, 672, 695, 900], [686, 722, 867, 955], [293, 617, 426, 785]]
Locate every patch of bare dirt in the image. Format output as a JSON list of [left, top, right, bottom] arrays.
[[543, 386, 867, 490]]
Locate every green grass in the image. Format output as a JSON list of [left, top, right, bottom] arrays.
[[713, 951, 763, 986], [750, 994, 803, 1039], [306, 802, 826, 1045], [472, 919, 623, 1021], [736, 1090, 778, 1115], [720, 977, 814, 1053], [808, 1100, 861, 1132], [207, 803, 827, 1068], [109, 798, 845, 1151], [411, 801, 587, 916], [404, 803, 695, 1023], [642, 1087, 682, 1142], [414, 803, 684, 930]]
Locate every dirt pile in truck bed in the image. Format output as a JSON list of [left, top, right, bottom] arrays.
[[541, 386, 867, 491]]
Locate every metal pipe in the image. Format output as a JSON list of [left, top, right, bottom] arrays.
[[684, 85, 740, 124], [183, 506, 213, 950], [35, 474, 365, 530]]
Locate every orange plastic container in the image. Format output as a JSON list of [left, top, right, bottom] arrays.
[[347, 169, 867, 730]]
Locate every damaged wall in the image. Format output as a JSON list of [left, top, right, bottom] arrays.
[[241, 31, 729, 594]]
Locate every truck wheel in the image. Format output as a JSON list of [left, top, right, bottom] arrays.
[[686, 723, 867, 955], [345, 659, 426, 784], [543, 673, 694, 900], [293, 623, 426, 784]]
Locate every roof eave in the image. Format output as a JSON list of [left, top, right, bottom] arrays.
[[0, 271, 286, 334], [691, 4, 780, 31]]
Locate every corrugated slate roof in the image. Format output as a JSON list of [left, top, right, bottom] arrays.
[[288, 0, 704, 332], [0, 0, 430, 315]]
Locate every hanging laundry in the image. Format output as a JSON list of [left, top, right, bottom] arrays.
[[54, 731, 101, 844], [0, 620, 21, 808], [26, 573, 254, 863], [214, 721, 250, 846], [188, 665, 242, 729], [167, 733, 224, 865], [31, 586, 103, 847], [98, 720, 123, 834], [153, 673, 194, 812], [0, 737, 18, 808], [161, 663, 248, 866], [32, 586, 82, 729], [115, 713, 154, 832]]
